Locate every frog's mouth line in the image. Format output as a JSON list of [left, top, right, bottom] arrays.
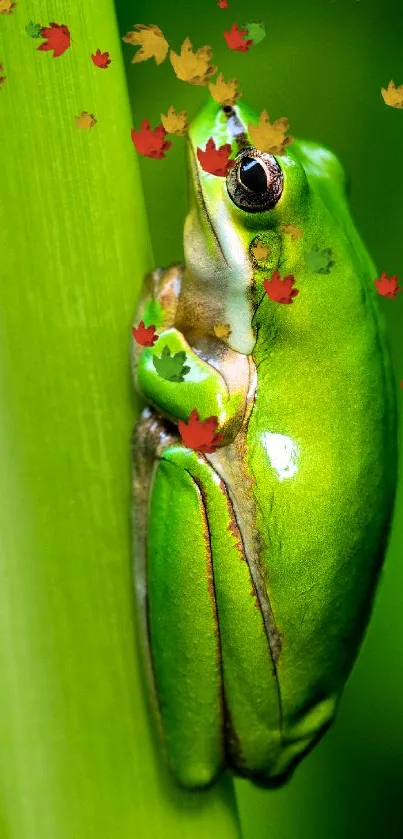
[[187, 138, 230, 268]]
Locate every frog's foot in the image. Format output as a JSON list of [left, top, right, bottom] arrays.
[[134, 414, 282, 789]]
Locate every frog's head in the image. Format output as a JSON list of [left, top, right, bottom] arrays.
[[184, 98, 310, 353]]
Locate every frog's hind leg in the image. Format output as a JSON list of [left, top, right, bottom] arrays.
[[145, 440, 282, 790]]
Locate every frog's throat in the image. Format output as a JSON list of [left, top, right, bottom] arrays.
[[187, 138, 229, 268]]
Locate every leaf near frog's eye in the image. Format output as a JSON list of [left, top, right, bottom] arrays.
[[226, 148, 283, 212]]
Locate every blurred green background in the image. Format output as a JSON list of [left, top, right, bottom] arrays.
[[116, 0, 403, 836]]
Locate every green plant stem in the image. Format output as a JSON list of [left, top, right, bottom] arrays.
[[0, 3, 242, 837]]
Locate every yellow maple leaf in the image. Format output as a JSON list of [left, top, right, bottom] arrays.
[[160, 106, 188, 136], [0, 62, 6, 89], [381, 80, 403, 109], [281, 223, 303, 240], [169, 37, 217, 86], [0, 0, 16, 13], [214, 322, 231, 339], [75, 111, 97, 130], [251, 242, 271, 262], [122, 23, 169, 65], [248, 111, 293, 155], [208, 73, 241, 106]]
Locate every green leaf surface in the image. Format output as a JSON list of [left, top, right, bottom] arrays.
[[0, 3, 241, 838]]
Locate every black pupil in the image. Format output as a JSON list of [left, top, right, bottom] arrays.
[[239, 156, 267, 194]]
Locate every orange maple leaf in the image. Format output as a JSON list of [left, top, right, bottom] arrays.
[[75, 111, 97, 130], [381, 80, 403, 109], [131, 119, 172, 159], [281, 223, 303, 239], [132, 321, 159, 346], [213, 322, 231, 339], [197, 137, 235, 176], [122, 23, 169, 65], [263, 269, 299, 304], [251, 242, 271, 262], [169, 37, 217, 85], [223, 23, 253, 52], [37, 23, 71, 58], [160, 106, 188, 136], [374, 272, 401, 298], [249, 111, 293, 155], [178, 408, 223, 453], [91, 49, 111, 69], [0, 0, 16, 15], [0, 62, 6, 89], [208, 72, 241, 106]]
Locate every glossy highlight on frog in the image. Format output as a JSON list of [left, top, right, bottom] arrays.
[[131, 99, 397, 790]]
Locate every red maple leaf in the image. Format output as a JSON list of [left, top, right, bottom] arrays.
[[132, 320, 159, 346], [263, 269, 299, 304], [218, 0, 229, 7], [91, 49, 111, 69], [37, 23, 71, 58], [374, 271, 401, 298], [131, 119, 172, 159], [223, 23, 253, 52], [197, 137, 235, 176], [178, 408, 223, 453]]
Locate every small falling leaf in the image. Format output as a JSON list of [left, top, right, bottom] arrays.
[[131, 119, 172, 159], [305, 246, 335, 274], [240, 20, 266, 46], [214, 322, 231, 339], [251, 241, 271, 262], [91, 49, 111, 69], [374, 272, 401, 298], [0, 62, 7, 89], [152, 344, 190, 382], [160, 106, 188, 136], [218, 0, 229, 7], [248, 111, 293, 155], [75, 111, 97, 130], [197, 137, 235, 176], [37, 23, 71, 58], [170, 37, 217, 85], [381, 80, 403, 109], [208, 72, 241, 106], [25, 20, 42, 38], [0, 0, 16, 15], [281, 223, 303, 239], [132, 321, 159, 346], [122, 23, 169, 65], [223, 23, 253, 52], [263, 269, 299, 305], [178, 408, 223, 453]]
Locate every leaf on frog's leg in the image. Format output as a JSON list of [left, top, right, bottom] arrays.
[[0, 0, 17, 15], [208, 73, 241, 107], [131, 119, 172, 159], [132, 321, 159, 347], [305, 246, 335, 274], [25, 20, 43, 38], [152, 344, 191, 382], [223, 23, 253, 52], [374, 271, 401, 298], [0, 62, 7, 90], [178, 408, 223, 453], [37, 23, 71, 58], [160, 106, 188, 136], [169, 37, 217, 86], [248, 111, 293, 155], [263, 269, 299, 305], [214, 322, 232, 339], [197, 137, 235, 176], [91, 49, 111, 69], [75, 111, 97, 130], [122, 24, 169, 65], [281, 223, 303, 240], [381, 80, 403, 109], [239, 21, 266, 46]]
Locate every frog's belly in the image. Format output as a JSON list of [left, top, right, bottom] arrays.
[[206, 346, 396, 780]]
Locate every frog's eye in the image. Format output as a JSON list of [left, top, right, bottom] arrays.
[[226, 148, 284, 213]]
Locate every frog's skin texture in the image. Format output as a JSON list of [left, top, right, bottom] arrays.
[[131, 100, 397, 791]]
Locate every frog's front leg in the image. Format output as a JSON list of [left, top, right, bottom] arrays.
[[131, 265, 251, 444]]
